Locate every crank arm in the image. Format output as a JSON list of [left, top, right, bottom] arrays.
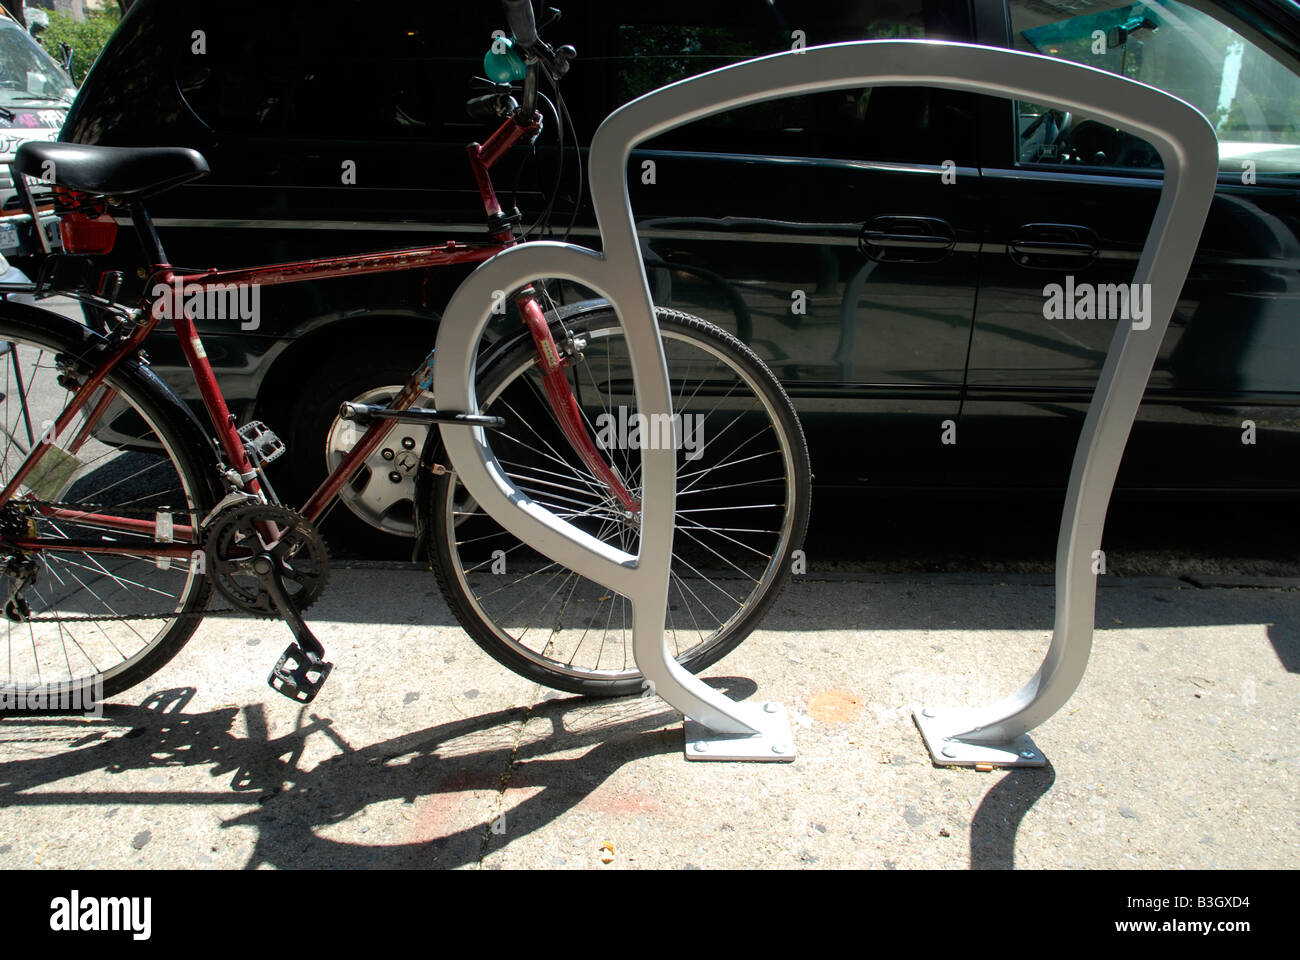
[[254, 553, 332, 702]]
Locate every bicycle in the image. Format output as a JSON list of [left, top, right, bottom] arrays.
[[0, 0, 810, 707]]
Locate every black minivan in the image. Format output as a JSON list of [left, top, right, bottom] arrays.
[[48, 0, 1300, 552]]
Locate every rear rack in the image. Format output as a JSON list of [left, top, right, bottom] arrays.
[[1, 160, 61, 261]]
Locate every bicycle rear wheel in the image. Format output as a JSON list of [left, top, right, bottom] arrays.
[[425, 308, 810, 697], [0, 309, 217, 705]]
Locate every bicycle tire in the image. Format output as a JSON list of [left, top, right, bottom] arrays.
[[423, 307, 811, 696], [0, 304, 220, 704]]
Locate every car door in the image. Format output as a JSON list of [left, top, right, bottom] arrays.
[[573, 0, 984, 490], [963, 0, 1300, 494]]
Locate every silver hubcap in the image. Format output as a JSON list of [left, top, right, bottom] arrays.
[[324, 385, 433, 538]]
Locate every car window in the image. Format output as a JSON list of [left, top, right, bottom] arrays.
[[1009, 0, 1300, 175], [176, 1, 497, 141], [175, 0, 978, 163], [591, 0, 979, 163]]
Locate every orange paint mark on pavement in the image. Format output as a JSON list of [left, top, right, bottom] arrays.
[[407, 770, 492, 844], [808, 689, 863, 723]]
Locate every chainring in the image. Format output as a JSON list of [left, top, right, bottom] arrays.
[[206, 503, 329, 617]]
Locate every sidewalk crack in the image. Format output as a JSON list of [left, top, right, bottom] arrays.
[[475, 688, 540, 868]]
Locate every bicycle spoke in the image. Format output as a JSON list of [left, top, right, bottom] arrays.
[[0, 330, 207, 697], [436, 314, 802, 692]]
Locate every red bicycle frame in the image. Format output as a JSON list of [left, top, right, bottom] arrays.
[[0, 110, 638, 561]]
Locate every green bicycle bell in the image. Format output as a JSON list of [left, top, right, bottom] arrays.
[[483, 35, 527, 83]]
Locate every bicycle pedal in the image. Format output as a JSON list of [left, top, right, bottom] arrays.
[[3, 597, 29, 623], [239, 420, 286, 466], [267, 642, 333, 703]]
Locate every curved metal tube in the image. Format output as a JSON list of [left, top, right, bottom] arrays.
[[434, 40, 1218, 756]]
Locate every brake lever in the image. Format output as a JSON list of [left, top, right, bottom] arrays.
[[538, 6, 561, 30], [527, 39, 576, 82], [470, 76, 519, 94]]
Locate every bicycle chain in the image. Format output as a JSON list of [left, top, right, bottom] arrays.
[[21, 609, 235, 624], [11, 496, 197, 520], [1, 497, 239, 624]]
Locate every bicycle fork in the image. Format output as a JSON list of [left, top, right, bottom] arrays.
[[516, 292, 640, 514]]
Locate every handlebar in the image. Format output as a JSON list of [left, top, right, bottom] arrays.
[[502, 0, 538, 50], [472, 3, 574, 124]]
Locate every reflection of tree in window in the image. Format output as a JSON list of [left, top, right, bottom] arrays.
[[614, 6, 929, 160], [615, 25, 756, 102], [1011, 0, 1300, 169]]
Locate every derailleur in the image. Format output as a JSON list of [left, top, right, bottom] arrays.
[[205, 502, 333, 703], [3, 554, 38, 623]]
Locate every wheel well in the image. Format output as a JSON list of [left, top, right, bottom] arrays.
[[255, 313, 439, 436]]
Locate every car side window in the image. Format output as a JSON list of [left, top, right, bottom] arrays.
[[1009, 0, 1300, 176], [174, 0, 979, 164], [593, 0, 978, 164], [175, 1, 496, 142]]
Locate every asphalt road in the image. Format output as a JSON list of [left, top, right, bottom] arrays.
[[800, 491, 1300, 579]]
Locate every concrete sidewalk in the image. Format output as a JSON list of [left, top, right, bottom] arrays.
[[0, 567, 1295, 869]]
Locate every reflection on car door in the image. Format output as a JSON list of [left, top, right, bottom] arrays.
[[963, 0, 1300, 494], [580, 0, 984, 489]]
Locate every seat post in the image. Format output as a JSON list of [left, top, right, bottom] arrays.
[[129, 202, 168, 266]]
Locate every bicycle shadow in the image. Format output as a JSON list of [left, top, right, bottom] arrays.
[[0, 679, 756, 869]]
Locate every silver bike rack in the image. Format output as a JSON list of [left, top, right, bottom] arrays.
[[435, 40, 1218, 765]]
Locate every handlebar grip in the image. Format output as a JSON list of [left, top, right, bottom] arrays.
[[502, 0, 538, 50]]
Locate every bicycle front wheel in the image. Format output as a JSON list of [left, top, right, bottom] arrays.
[[426, 308, 810, 696], [0, 310, 217, 705]]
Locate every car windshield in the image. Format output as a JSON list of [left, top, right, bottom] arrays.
[[0, 19, 75, 107]]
